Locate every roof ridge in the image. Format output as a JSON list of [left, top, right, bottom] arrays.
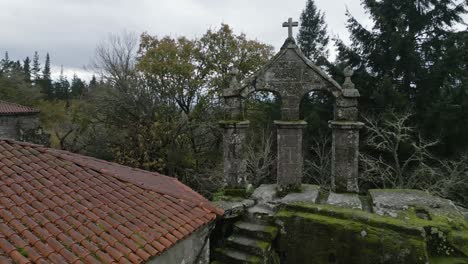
[[0, 100, 40, 113]]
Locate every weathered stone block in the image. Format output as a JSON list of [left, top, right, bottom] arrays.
[[336, 97, 358, 108], [343, 88, 360, 98], [276, 204, 430, 264], [224, 96, 243, 120], [326, 192, 362, 210], [334, 106, 358, 121], [220, 121, 250, 188], [329, 121, 364, 193], [275, 121, 307, 192]]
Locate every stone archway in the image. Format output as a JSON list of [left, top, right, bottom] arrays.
[[220, 19, 363, 193]]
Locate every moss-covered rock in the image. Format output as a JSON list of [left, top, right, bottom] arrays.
[[274, 202, 468, 264]]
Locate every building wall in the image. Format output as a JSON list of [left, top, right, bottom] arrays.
[[150, 224, 212, 264], [0, 114, 49, 146], [17, 115, 40, 132], [0, 116, 20, 139]]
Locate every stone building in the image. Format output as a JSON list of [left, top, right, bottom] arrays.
[[0, 139, 223, 263], [0, 100, 49, 145]]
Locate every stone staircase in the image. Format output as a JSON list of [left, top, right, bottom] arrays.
[[212, 205, 278, 264]]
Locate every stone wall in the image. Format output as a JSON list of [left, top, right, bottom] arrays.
[[273, 190, 468, 264], [0, 115, 40, 140], [0, 114, 49, 145], [276, 205, 428, 264], [0, 116, 19, 139], [153, 224, 212, 264]]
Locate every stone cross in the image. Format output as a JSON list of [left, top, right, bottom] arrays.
[[282, 18, 298, 39]]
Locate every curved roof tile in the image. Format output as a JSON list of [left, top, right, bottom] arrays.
[[0, 101, 39, 116], [0, 139, 222, 263]]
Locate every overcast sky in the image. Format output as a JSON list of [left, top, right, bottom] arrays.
[[0, 0, 367, 80]]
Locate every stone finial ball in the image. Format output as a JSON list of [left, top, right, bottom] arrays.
[[230, 68, 240, 76], [344, 66, 354, 78]]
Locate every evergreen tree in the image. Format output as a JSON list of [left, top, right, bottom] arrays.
[[297, 0, 332, 142], [297, 0, 329, 63], [31, 51, 41, 82], [23, 57, 31, 81], [37, 53, 54, 99], [337, 0, 468, 155], [0, 52, 11, 74], [42, 53, 51, 80], [89, 75, 97, 89], [54, 66, 70, 106], [70, 74, 85, 98]]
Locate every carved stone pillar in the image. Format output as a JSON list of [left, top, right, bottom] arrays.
[[330, 67, 364, 193], [219, 121, 250, 188], [275, 120, 307, 192], [219, 68, 250, 188]]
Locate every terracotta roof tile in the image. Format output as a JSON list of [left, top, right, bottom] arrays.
[[0, 139, 222, 263]]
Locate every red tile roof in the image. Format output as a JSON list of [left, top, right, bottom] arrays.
[[0, 139, 223, 264], [0, 101, 39, 116]]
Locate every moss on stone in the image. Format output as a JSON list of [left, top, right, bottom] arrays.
[[224, 188, 250, 198], [429, 257, 468, 264], [448, 231, 468, 256], [255, 240, 269, 250], [274, 202, 468, 263], [276, 206, 429, 263], [212, 190, 225, 202]]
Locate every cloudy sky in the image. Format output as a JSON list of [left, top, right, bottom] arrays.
[[0, 0, 367, 80]]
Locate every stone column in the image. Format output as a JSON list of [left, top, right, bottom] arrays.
[[330, 67, 364, 193], [219, 68, 250, 189], [219, 121, 250, 188], [275, 120, 307, 193], [329, 121, 363, 193]]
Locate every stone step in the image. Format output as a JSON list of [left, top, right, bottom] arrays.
[[213, 247, 262, 264], [245, 204, 275, 225], [226, 235, 271, 257], [233, 221, 278, 241]]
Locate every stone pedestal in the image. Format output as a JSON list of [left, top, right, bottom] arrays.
[[329, 121, 363, 193], [275, 120, 307, 192], [219, 121, 250, 188]]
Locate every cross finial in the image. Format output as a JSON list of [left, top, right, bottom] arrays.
[[282, 18, 299, 39]]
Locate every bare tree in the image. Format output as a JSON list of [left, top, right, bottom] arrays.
[[360, 111, 438, 189], [304, 134, 331, 188], [245, 132, 275, 186], [426, 156, 468, 207], [91, 31, 138, 90]]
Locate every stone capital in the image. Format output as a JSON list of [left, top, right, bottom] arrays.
[[274, 120, 307, 129], [342, 89, 360, 98], [219, 120, 250, 129], [329, 121, 364, 130]]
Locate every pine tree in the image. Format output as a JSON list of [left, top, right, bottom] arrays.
[[42, 53, 51, 80], [0, 52, 11, 74], [89, 75, 97, 89], [70, 74, 85, 98], [55, 66, 71, 106], [297, 0, 329, 63], [31, 51, 41, 82], [37, 53, 54, 99], [23, 57, 31, 81], [338, 0, 468, 155]]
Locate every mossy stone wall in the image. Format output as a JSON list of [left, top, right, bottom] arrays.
[[276, 209, 428, 264]]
